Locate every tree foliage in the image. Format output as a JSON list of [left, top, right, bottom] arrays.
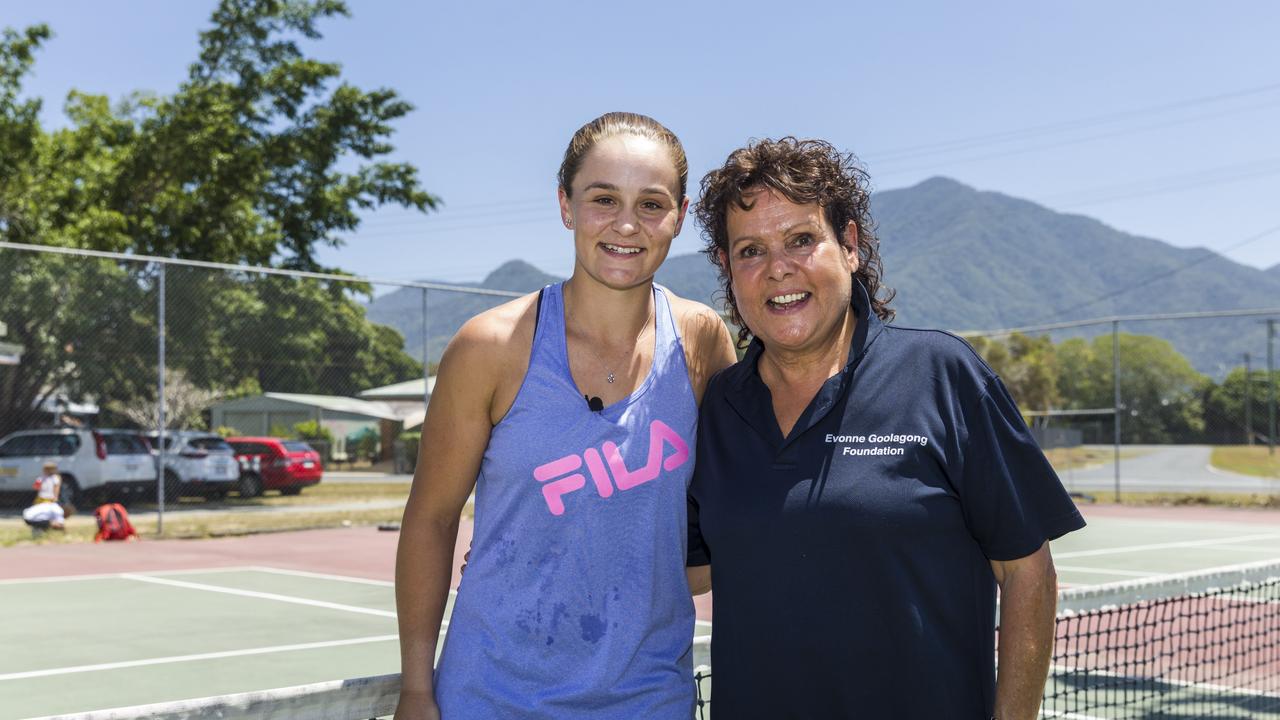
[[1201, 368, 1280, 445], [0, 1, 433, 437], [969, 332, 1212, 443], [966, 332, 1060, 418]]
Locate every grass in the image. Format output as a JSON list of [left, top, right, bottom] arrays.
[[1074, 491, 1280, 509], [1210, 445, 1280, 479], [0, 482, 412, 548]]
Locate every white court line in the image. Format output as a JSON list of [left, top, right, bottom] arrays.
[[0, 566, 260, 586], [1055, 566, 1165, 577], [1050, 663, 1280, 701], [1041, 712, 1105, 720], [0, 634, 398, 682], [1198, 544, 1280, 554], [1055, 533, 1280, 559], [121, 573, 399, 619], [248, 565, 395, 587]]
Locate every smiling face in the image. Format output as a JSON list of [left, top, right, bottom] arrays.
[[559, 134, 688, 291], [722, 187, 858, 355]]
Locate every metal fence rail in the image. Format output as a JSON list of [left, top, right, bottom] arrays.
[[1, 240, 1277, 523]]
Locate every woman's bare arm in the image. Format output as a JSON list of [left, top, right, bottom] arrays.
[[393, 314, 505, 720]]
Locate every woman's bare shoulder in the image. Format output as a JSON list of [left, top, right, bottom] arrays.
[[665, 292, 730, 348]]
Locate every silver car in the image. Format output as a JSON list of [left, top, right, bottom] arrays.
[[0, 429, 156, 508], [145, 431, 241, 500]]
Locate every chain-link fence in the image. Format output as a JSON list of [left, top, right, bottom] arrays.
[[3, 241, 1279, 539], [967, 310, 1280, 502], [0, 242, 519, 535]]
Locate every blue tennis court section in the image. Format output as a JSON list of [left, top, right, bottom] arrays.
[[1, 510, 1277, 719]]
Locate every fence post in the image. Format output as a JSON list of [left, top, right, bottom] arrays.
[[157, 263, 168, 534], [1112, 320, 1121, 502], [1244, 353, 1253, 445], [1269, 319, 1276, 456], [422, 287, 429, 408]]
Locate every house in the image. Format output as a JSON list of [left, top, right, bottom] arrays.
[[357, 376, 435, 431], [209, 392, 402, 463]]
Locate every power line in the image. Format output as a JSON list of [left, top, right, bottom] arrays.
[[863, 82, 1280, 163], [1040, 222, 1280, 322], [873, 97, 1280, 179], [346, 84, 1280, 236]]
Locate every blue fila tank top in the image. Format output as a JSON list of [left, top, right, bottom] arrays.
[[433, 282, 699, 719]]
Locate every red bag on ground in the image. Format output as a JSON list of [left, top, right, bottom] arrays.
[[93, 503, 138, 542]]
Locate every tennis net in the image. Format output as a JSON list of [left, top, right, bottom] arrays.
[[27, 560, 1278, 719], [1040, 558, 1280, 718]]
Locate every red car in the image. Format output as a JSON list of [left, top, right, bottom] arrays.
[[227, 437, 323, 497]]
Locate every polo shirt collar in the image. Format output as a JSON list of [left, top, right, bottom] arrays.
[[728, 277, 885, 449]]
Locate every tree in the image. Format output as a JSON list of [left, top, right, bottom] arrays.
[[966, 332, 1061, 418], [1055, 334, 1207, 444], [0, 2, 434, 437], [110, 369, 226, 430], [1201, 368, 1280, 445]]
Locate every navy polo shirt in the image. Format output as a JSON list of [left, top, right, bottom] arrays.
[[688, 281, 1085, 719]]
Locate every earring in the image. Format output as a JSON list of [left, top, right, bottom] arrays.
[[566, 218, 574, 228]]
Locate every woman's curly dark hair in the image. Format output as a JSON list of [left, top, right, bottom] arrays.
[[695, 137, 894, 347]]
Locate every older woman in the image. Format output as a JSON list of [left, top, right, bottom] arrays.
[[687, 138, 1084, 719]]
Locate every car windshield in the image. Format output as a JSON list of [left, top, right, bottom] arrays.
[[0, 434, 80, 457], [190, 437, 233, 453], [282, 441, 313, 454], [0, 435, 80, 456]]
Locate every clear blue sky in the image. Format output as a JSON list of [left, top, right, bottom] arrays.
[[8, 1, 1280, 285]]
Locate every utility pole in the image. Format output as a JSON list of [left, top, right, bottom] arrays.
[[1244, 353, 1253, 445]]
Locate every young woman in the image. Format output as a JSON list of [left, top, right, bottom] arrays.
[[394, 113, 736, 720]]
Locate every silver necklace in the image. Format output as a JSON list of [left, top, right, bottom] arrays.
[[578, 304, 654, 385]]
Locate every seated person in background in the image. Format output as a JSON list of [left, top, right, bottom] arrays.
[[24, 461, 67, 531]]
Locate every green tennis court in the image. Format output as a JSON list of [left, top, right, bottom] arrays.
[[1, 507, 1277, 719]]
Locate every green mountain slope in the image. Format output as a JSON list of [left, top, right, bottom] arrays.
[[364, 178, 1280, 376]]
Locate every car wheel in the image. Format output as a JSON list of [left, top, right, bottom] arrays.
[[60, 476, 82, 511], [280, 486, 302, 496], [160, 470, 183, 505], [83, 484, 109, 509], [238, 473, 263, 498]]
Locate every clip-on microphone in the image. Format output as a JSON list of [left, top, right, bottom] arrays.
[[585, 395, 604, 412]]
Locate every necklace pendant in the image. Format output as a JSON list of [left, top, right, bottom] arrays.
[[607, 372, 615, 384]]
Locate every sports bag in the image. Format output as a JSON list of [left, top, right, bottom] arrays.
[[93, 503, 138, 542]]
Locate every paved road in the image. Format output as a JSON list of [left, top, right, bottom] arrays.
[[324, 471, 412, 483], [1057, 445, 1279, 495]]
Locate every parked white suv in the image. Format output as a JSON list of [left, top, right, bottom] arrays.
[[0, 429, 156, 508], [144, 431, 241, 500]]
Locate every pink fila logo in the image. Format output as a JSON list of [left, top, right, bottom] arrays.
[[532, 420, 690, 516]]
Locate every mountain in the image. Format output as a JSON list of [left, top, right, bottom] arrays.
[[365, 260, 559, 362], [871, 178, 1280, 375], [363, 178, 1280, 376]]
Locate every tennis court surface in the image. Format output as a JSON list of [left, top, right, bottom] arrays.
[[1, 506, 1277, 719]]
